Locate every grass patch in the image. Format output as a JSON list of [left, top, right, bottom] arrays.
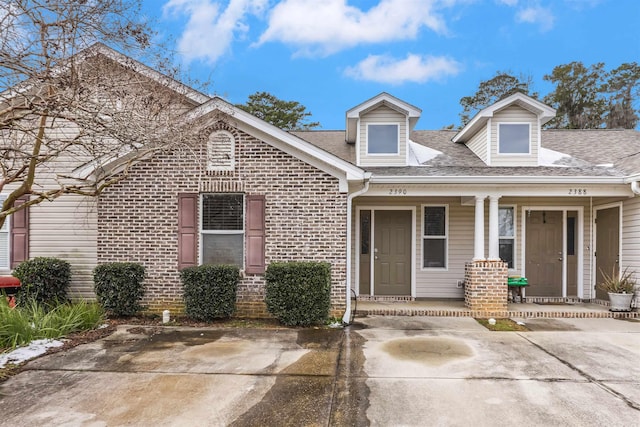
[[0, 299, 105, 351], [476, 318, 529, 331]]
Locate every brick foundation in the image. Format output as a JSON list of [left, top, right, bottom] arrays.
[[464, 260, 508, 311]]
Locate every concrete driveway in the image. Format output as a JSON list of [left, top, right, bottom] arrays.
[[0, 317, 639, 426]]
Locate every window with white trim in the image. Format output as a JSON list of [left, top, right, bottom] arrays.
[[423, 205, 447, 268], [201, 193, 244, 266], [499, 206, 515, 268], [0, 196, 8, 269], [367, 124, 399, 154], [498, 123, 530, 154]]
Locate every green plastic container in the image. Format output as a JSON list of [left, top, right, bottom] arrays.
[[507, 276, 528, 286]]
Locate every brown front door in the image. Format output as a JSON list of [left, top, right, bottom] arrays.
[[595, 206, 620, 300], [373, 210, 412, 296], [526, 211, 563, 296]]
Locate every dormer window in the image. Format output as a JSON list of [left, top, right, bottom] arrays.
[[367, 124, 399, 155], [498, 123, 530, 154]]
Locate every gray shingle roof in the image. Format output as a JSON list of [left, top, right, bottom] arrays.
[[291, 129, 640, 178]]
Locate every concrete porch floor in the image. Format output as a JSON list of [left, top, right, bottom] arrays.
[[353, 299, 640, 319]]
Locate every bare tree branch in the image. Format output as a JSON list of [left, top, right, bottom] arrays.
[[0, 0, 211, 228]]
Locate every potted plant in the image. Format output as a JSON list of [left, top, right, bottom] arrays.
[[596, 266, 636, 312]]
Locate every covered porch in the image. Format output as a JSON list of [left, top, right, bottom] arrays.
[[350, 181, 635, 311]]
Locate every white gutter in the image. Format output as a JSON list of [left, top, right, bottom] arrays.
[[342, 174, 372, 324], [371, 175, 627, 185], [631, 180, 640, 195]]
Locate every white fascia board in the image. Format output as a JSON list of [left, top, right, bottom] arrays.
[[346, 93, 421, 143], [346, 92, 422, 118], [623, 174, 640, 183], [452, 114, 489, 143], [370, 175, 626, 185], [364, 182, 632, 198]]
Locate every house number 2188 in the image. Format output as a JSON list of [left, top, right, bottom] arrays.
[[568, 188, 587, 195], [389, 188, 407, 195]]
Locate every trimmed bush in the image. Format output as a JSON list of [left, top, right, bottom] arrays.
[[181, 265, 239, 321], [265, 261, 331, 326], [93, 262, 146, 316], [13, 257, 72, 306]]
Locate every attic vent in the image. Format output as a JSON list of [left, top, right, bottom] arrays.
[[207, 130, 235, 171]]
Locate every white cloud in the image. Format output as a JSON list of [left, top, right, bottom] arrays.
[[163, 0, 267, 64], [516, 5, 555, 32], [344, 54, 461, 85], [257, 0, 450, 56], [496, 0, 518, 5]]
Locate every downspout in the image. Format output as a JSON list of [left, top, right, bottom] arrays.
[[631, 180, 640, 195], [343, 173, 371, 324]]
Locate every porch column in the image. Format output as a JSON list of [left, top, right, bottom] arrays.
[[488, 195, 501, 260], [473, 195, 486, 261]]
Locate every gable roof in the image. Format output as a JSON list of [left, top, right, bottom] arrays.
[[182, 97, 367, 191], [1, 43, 211, 106], [80, 43, 211, 105], [345, 92, 422, 143], [452, 92, 556, 143]]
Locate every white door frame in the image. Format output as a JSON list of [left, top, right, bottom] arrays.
[[521, 206, 584, 298], [355, 206, 416, 297], [592, 202, 623, 298]]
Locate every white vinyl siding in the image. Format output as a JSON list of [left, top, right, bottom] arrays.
[[30, 195, 98, 300], [352, 195, 598, 300], [358, 105, 406, 167], [490, 105, 539, 166], [621, 197, 640, 307], [21, 119, 99, 299], [466, 125, 488, 164]]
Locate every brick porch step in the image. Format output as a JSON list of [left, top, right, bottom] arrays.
[[353, 299, 639, 319]]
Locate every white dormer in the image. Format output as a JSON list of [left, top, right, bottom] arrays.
[[452, 93, 555, 167], [346, 93, 421, 167]]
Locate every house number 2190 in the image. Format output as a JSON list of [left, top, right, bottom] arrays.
[[389, 188, 407, 195]]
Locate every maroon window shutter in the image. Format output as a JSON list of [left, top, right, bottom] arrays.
[[245, 195, 265, 274], [178, 193, 198, 270], [10, 195, 29, 268]]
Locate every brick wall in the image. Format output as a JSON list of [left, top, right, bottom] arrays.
[[464, 260, 508, 312], [97, 121, 347, 317]]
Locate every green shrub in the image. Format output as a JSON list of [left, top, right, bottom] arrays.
[[0, 298, 105, 350], [12, 257, 72, 306], [265, 261, 331, 326], [181, 265, 239, 321], [93, 263, 146, 316]]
